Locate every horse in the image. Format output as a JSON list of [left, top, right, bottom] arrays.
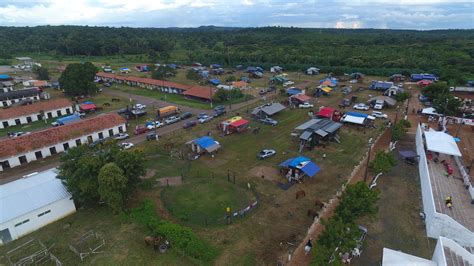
[[103, 102, 111, 107], [314, 199, 324, 209], [111, 98, 121, 102], [296, 190, 306, 199], [307, 209, 319, 219]]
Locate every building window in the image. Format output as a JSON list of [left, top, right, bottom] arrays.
[[75, 139, 81, 146], [47, 112, 53, 119], [1, 160, 10, 170], [2, 101, 6, 107], [49, 147, 57, 155], [2, 121, 8, 128], [15, 119, 21, 126], [14, 219, 30, 227], [66, 108, 71, 114], [87, 135, 93, 143], [56, 110, 62, 116], [35, 151, 43, 160], [118, 126, 123, 133], [37, 114, 42, 120], [26, 116, 32, 123], [108, 129, 114, 137], [38, 210, 51, 217], [63, 143, 70, 151], [98, 132, 104, 139], [18, 155, 27, 165]]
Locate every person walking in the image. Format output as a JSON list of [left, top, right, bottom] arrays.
[[304, 238, 313, 255]]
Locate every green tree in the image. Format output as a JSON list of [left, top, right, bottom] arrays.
[[151, 66, 177, 80], [369, 151, 396, 174], [33, 65, 50, 80], [394, 91, 410, 102], [336, 182, 380, 222], [98, 163, 128, 213], [113, 150, 146, 190], [186, 69, 202, 81], [225, 75, 236, 82], [58, 62, 97, 96], [432, 95, 461, 116]]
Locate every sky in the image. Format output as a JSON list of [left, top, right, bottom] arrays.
[[0, 0, 472, 30]]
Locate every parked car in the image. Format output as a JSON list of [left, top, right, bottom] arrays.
[[197, 112, 208, 119], [298, 102, 314, 109], [371, 111, 388, 119], [198, 115, 213, 124], [283, 81, 294, 87], [353, 103, 370, 110], [180, 112, 193, 120], [164, 116, 180, 125], [103, 82, 112, 87], [183, 120, 197, 129], [146, 132, 160, 141], [339, 99, 351, 108], [373, 103, 384, 110], [146, 121, 162, 130], [119, 142, 134, 150], [113, 133, 129, 140], [8, 131, 30, 138], [134, 126, 148, 135], [214, 105, 225, 112], [214, 109, 226, 117], [117, 108, 128, 114], [259, 117, 278, 126], [257, 149, 276, 159], [342, 87, 352, 95], [134, 103, 146, 110]]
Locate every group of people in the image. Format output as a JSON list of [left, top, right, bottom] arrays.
[[445, 196, 453, 208]]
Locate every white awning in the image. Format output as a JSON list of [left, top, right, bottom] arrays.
[[424, 131, 462, 156], [422, 107, 439, 116], [342, 115, 365, 125]]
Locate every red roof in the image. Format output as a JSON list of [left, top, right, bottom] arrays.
[[232, 81, 248, 88], [96, 72, 192, 92], [230, 119, 249, 127], [0, 113, 126, 159], [80, 103, 97, 111], [0, 98, 72, 120], [183, 86, 216, 101], [317, 107, 335, 118], [293, 94, 311, 102]]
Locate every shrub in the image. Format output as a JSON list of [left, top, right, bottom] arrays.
[[394, 91, 410, 102], [369, 151, 396, 174]]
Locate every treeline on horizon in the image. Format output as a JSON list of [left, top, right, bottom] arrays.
[[0, 26, 473, 83]]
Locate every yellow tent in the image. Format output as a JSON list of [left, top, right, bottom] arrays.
[[322, 87, 333, 93], [227, 116, 242, 123]]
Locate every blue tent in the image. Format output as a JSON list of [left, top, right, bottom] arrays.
[[346, 112, 368, 118], [168, 64, 177, 69], [279, 156, 320, 177], [0, 74, 11, 80], [286, 88, 303, 96], [209, 79, 220, 86], [195, 136, 217, 149]]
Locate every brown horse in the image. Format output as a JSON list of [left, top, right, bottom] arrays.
[[296, 190, 306, 199], [314, 199, 324, 209], [307, 209, 319, 219]]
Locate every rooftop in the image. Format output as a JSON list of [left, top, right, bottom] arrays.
[[96, 72, 193, 91], [0, 88, 41, 101], [0, 98, 72, 120], [0, 113, 126, 159], [183, 86, 215, 100], [0, 168, 70, 224]]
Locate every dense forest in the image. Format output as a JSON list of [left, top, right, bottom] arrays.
[[0, 26, 473, 82]]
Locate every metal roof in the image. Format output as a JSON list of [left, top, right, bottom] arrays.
[[295, 119, 321, 131], [0, 88, 41, 101], [252, 103, 286, 116], [0, 168, 71, 224], [300, 130, 312, 140]]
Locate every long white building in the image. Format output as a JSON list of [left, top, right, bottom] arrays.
[[0, 98, 74, 129], [0, 113, 127, 171], [0, 88, 43, 107], [0, 168, 76, 245]]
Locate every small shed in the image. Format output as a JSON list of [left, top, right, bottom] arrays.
[[252, 103, 286, 118], [220, 117, 249, 134], [306, 67, 320, 75], [316, 107, 338, 120], [290, 94, 311, 105], [279, 156, 320, 182], [296, 118, 343, 151], [191, 136, 221, 155]]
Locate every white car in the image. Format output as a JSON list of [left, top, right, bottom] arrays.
[[146, 121, 162, 129], [257, 149, 276, 159], [353, 103, 370, 111], [298, 102, 314, 109], [8, 131, 31, 138], [134, 104, 146, 110], [119, 142, 134, 150], [198, 115, 213, 124], [373, 103, 384, 110], [164, 116, 180, 125], [113, 133, 129, 140], [372, 111, 388, 119], [283, 81, 295, 87]]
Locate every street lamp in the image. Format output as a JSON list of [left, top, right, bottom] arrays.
[[364, 138, 374, 183]]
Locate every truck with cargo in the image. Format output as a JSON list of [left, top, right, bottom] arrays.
[[157, 106, 179, 118], [51, 113, 81, 127]]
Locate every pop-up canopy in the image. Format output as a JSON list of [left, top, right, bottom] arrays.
[[424, 131, 462, 156]]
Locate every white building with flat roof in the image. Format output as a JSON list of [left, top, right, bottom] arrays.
[[0, 168, 76, 245]]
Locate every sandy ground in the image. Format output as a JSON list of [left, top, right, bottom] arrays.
[[155, 176, 183, 187], [247, 165, 281, 182]]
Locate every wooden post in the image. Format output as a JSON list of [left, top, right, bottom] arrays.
[[227, 170, 230, 182], [167, 179, 169, 187], [233, 173, 236, 184]]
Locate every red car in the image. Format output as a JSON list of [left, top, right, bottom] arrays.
[[183, 120, 197, 129], [134, 126, 149, 135]]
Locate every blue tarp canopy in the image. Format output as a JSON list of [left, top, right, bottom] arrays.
[[194, 136, 217, 149], [286, 88, 302, 96], [346, 112, 368, 118], [279, 156, 320, 177], [0, 74, 11, 79], [83, 101, 94, 104], [209, 79, 220, 85]]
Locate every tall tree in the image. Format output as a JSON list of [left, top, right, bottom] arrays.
[[58, 62, 97, 96], [33, 65, 50, 80], [98, 163, 128, 213]]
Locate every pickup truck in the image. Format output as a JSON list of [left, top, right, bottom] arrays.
[[51, 113, 81, 126]]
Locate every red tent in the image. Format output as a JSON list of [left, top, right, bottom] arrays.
[[417, 80, 432, 87], [229, 119, 249, 132], [292, 94, 311, 103], [317, 107, 335, 119], [80, 103, 97, 112]]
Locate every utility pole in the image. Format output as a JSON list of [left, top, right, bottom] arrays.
[[210, 86, 213, 108], [364, 138, 373, 183]]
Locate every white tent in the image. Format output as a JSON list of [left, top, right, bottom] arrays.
[[382, 248, 436, 266], [341, 115, 365, 125], [424, 131, 462, 157], [421, 107, 439, 116]]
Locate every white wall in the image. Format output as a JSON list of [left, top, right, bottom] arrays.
[[0, 197, 76, 244], [0, 106, 74, 129], [431, 239, 447, 266], [438, 236, 474, 264], [0, 123, 126, 171], [1, 95, 40, 107], [416, 125, 474, 247]]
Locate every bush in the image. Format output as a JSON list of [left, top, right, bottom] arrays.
[[392, 120, 408, 141], [186, 69, 201, 81], [369, 151, 396, 174], [394, 91, 410, 102]]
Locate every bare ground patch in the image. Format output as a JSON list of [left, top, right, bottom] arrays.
[[247, 166, 281, 182], [155, 176, 183, 187]]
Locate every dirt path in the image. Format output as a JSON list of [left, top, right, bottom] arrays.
[[287, 128, 392, 265]]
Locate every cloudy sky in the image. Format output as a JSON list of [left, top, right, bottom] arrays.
[[0, 0, 472, 29]]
